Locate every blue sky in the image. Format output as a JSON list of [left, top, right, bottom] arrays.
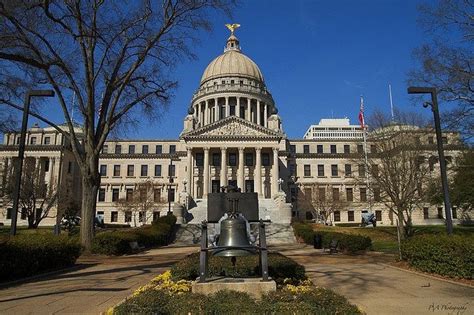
[[21, 0, 439, 139]]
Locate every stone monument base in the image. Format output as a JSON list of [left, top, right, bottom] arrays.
[[192, 278, 276, 299]]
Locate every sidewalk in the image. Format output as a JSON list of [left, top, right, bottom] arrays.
[[0, 246, 198, 315], [274, 244, 473, 315]]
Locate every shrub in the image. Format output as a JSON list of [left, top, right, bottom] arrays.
[[401, 234, 474, 279], [170, 252, 306, 284], [92, 214, 176, 255], [0, 234, 81, 282], [293, 223, 372, 254]]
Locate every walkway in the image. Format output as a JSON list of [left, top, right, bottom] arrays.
[[0, 246, 198, 315], [275, 244, 473, 315]]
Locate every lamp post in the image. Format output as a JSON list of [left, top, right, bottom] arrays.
[[407, 86, 453, 234], [10, 90, 55, 235]]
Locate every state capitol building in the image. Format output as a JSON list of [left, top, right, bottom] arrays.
[[0, 29, 464, 232]]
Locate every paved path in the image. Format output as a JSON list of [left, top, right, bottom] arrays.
[[274, 244, 473, 315], [0, 246, 198, 315]]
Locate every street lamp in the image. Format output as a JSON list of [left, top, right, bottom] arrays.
[[10, 89, 55, 235], [407, 86, 453, 235]]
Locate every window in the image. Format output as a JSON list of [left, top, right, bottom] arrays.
[[67, 162, 73, 174], [423, 207, 429, 219], [370, 145, 377, 153], [154, 165, 162, 177], [102, 145, 108, 154], [155, 145, 162, 154], [344, 145, 350, 154], [16, 137, 20, 144], [344, 164, 352, 176], [44, 159, 50, 172], [452, 207, 457, 219], [289, 163, 296, 176], [346, 188, 353, 202], [318, 187, 326, 201], [111, 211, 118, 223], [125, 211, 132, 223], [371, 165, 379, 177], [142, 145, 149, 154], [317, 164, 324, 177], [229, 153, 237, 166], [428, 136, 434, 144], [348, 211, 354, 222], [141, 165, 148, 177], [113, 165, 120, 177], [330, 145, 337, 154], [332, 188, 339, 201], [212, 153, 221, 166], [169, 145, 176, 154], [21, 208, 27, 220], [44, 137, 51, 145], [30, 137, 37, 145], [139, 189, 147, 202], [375, 210, 382, 222], [331, 164, 338, 177], [304, 165, 311, 177], [437, 207, 443, 219], [289, 145, 296, 154], [153, 211, 160, 222], [154, 189, 161, 202], [128, 145, 135, 154], [357, 144, 363, 154], [317, 145, 323, 154], [196, 153, 204, 167], [360, 188, 367, 202], [262, 153, 270, 166], [139, 211, 146, 223], [115, 144, 122, 154], [334, 211, 341, 222], [373, 187, 381, 202], [442, 136, 448, 144], [6, 208, 12, 219], [127, 165, 134, 177], [100, 165, 107, 177], [112, 188, 119, 202], [304, 188, 312, 199], [169, 164, 176, 177], [303, 145, 310, 154], [358, 164, 366, 177], [126, 188, 133, 201], [245, 153, 253, 166], [98, 188, 106, 202]]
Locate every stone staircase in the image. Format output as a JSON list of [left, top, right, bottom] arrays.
[[173, 198, 296, 246]]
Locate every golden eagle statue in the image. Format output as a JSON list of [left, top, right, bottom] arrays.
[[225, 23, 241, 35]]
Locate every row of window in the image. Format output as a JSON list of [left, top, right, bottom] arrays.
[[296, 164, 376, 178], [290, 144, 369, 154], [98, 187, 175, 203], [301, 187, 380, 202], [15, 136, 54, 145], [99, 164, 175, 178], [103, 144, 176, 155], [98, 210, 161, 223], [194, 152, 272, 167], [332, 210, 382, 222], [423, 206, 458, 219]]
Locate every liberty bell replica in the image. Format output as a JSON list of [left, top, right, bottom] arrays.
[[213, 196, 255, 257]]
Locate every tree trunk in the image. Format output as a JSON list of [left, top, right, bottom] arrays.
[[397, 210, 406, 241], [80, 156, 100, 252]]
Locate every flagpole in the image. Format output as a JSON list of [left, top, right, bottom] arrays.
[[389, 84, 394, 122], [360, 96, 372, 212]]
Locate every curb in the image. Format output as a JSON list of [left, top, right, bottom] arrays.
[[379, 263, 474, 288]]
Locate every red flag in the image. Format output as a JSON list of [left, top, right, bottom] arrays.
[[358, 96, 365, 128]]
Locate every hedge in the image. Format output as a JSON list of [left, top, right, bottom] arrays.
[[170, 252, 306, 284], [0, 234, 81, 282], [401, 234, 474, 279], [293, 223, 372, 254], [91, 214, 176, 255], [113, 288, 362, 315]]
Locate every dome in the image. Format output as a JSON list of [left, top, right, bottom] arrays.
[[200, 35, 264, 85]]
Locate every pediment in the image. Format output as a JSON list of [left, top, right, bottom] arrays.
[[181, 116, 283, 141]]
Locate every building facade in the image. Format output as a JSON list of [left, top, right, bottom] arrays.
[[0, 30, 467, 228]]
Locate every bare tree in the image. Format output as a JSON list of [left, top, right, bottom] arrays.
[[115, 179, 163, 227], [361, 110, 432, 238], [0, 1, 233, 250], [3, 158, 58, 228], [298, 185, 348, 224], [409, 0, 474, 139]]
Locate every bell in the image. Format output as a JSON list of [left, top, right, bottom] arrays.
[[214, 216, 255, 257]]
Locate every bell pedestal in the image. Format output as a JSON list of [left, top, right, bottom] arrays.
[[192, 277, 276, 299]]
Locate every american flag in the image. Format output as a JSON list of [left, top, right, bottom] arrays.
[[358, 95, 365, 129]]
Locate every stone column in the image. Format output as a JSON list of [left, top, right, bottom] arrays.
[[220, 147, 227, 187], [257, 100, 261, 126], [247, 98, 251, 122], [236, 97, 241, 118], [264, 104, 268, 127], [214, 98, 219, 121], [255, 147, 262, 197], [225, 97, 229, 118], [203, 148, 209, 198], [272, 147, 279, 197], [204, 100, 209, 125], [238, 147, 245, 190], [187, 148, 193, 197], [48, 157, 55, 187]]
